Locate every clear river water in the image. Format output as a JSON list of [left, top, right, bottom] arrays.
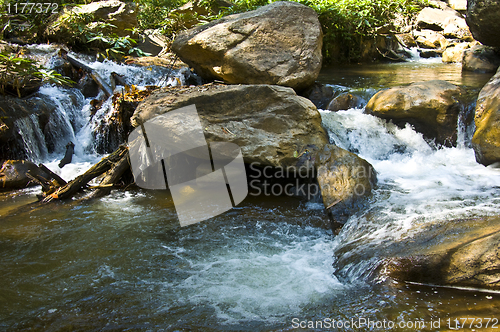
[[1, 50, 500, 331]]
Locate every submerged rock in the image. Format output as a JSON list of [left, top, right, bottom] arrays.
[[466, 0, 500, 48], [302, 83, 335, 109], [472, 67, 500, 165], [379, 215, 500, 290], [327, 92, 363, 112], [171, 1, 322, 90], [365, 80, 466, 146], [462, 45, 500, 73]]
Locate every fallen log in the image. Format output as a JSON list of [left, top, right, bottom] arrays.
[[85, 150, 130, 199], [60, 50, 114, 97], [38, 164, 67, 187], [43, 145, 129, 202], [25, 171, 51, 192]]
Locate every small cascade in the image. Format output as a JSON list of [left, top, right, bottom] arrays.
[[38, 86, 87, 155], [9, 48, 193, 165], [14, 114, 49, 162], [320, 106, 500, 283]]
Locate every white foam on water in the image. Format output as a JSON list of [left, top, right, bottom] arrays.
[[321, 108, 500, 244], [154, 222, 344, 324]]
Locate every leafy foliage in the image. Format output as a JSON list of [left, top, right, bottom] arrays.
[[0, 0, 89, 43], [0, 53, 74, 97], [53, 8, 149, 59]]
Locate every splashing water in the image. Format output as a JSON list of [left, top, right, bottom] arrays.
[[320, 107, 500, 281]]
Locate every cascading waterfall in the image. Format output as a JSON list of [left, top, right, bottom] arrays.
[[13, 114, 49, 163], [13, 49, 192, 168]]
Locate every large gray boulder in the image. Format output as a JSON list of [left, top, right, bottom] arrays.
[[171, 1, 323, 90], [472, 66, 500, 165], [416, 6, 461, 31], [132, 84, 376, 227], [466, 0, 500, 48], [132, 84, 328, 167], [365, 80, 466, 146], [379, 215, 500, 290]]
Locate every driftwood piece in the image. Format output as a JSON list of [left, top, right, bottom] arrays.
[[61, 50, 114, 97], [85, 151, 130, 199], [25, 172, 51, 192], [43, 146, 128, 202], [38, 164, 67, 187]]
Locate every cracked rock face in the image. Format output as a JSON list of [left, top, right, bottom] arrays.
[[171, 1, 323, 90]]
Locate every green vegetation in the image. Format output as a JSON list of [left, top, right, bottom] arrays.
[[0, 53, 75, 97], [0, 0, 88, 43], [54, 10, 149, 59], [0, 0, 429, 63]]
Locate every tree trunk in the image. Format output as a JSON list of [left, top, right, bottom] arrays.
[[43, 146, 128, 202]]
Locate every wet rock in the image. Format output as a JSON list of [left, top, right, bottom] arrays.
[[77, 73, 100, 98], [466, 0, 500, 48], [46, 0, 138, 43], [359, 35, 412, 62], [416, 6, 462, 31], [327, 93, 362, 112], [418, 49, 443, 58], [365, 80, 466, 146], [315, 144, 376, 225], [462, 45, 500, 73], [395, 33, 417, 49], [0, 95, 56, 161], [171, 1, 322, 90], [414, 30, 448, 49], [132, 84, 328, 168], [0, 160, 49, 190], [132, 83, 380, 227], [471, 67, 500, 165], [379, 215, 500, 290], [302, 83, 335, 109], [442, 42, 471, 63]]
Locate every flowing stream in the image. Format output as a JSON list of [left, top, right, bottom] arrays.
[[1, 51, 500, 331]]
